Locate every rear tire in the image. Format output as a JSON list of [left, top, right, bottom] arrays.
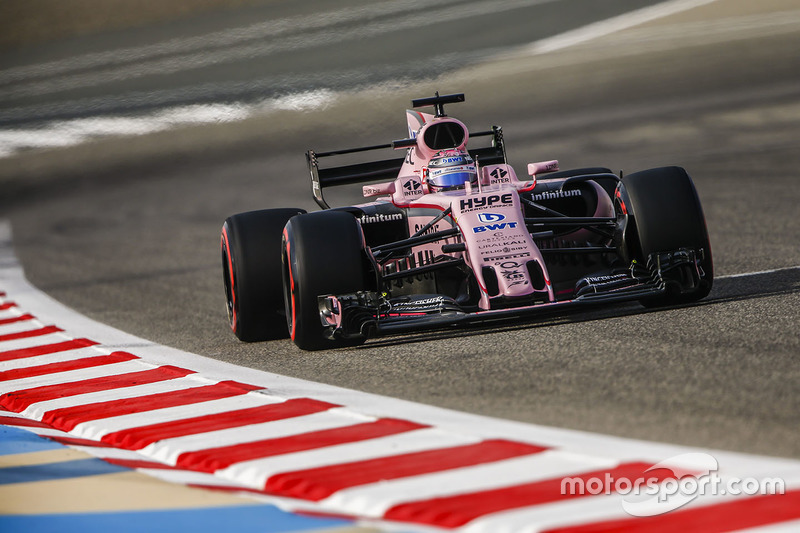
[[282, 211, 370, 351], [221, 208, 305, 341], [621, 166, 713, 306]]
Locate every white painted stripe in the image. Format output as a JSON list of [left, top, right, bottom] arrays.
[[220, 427, 481, 489], [0, 408, 36, 421], [8, 425, 73, 439], [0, 318, 40, 336], [0, 332, 76, 352], [461, 492, 636, 533], [71, 393, 285, 440], [583, 10, 800, 51], [0, 346, 107, 372], [0, 107, 252, 149], [0, 92, 336, 159], [0, 0, 466, 85], [0, 358, 158, 394], [0, 318, 46, 336], [139, 467, 259, 490], [66, 443, 167, 462], [736, 519, 800, 533], [0, 421, 250, 490], [322, 450, 617, 518], [0, 0, 555, 101], [718, 265, 800, 279], [0, 304, 21, 315], [528, 0, 720, 54], [21, 374, 212, 421], [0, 0, 718, 160], [141, 407, 376, 465], [0, 314, 25, 326]]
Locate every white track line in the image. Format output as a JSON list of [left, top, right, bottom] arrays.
[[718, 265, 800, 279], [528, 0, 720, 54], [0, 0, 720, 159]]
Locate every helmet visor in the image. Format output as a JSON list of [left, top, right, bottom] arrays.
[[429, 165, 476, 189]]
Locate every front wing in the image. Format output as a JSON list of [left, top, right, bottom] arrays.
[[317, 249, 703, 340]]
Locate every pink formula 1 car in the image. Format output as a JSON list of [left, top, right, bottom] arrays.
[[222, 93, 713, 350]]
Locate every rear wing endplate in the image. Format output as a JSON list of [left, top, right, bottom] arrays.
[[307, 126, 506, 209]]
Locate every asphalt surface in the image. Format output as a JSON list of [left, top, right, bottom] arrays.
[[0, 0, 660, 126], [3, 0, 799, 459]]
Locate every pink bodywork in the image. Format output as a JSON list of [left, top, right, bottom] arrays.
[[359, 110, 574, 309]]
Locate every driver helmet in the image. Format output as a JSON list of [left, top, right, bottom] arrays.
[[426, 149, 477, 192]]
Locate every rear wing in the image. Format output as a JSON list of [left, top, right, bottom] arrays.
[[306, 126, 506, 209]]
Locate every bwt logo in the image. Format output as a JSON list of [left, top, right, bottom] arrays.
[[460, 194, 513, 211], [478, 213, 505, 223], [473, 222, 518, 233]]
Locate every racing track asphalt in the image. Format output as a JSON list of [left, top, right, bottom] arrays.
[[2, 0, 799, 459]]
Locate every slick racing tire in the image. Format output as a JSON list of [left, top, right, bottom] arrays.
[[221, 208, 305, 341], [621, 166, 713, 306], [282, 211, 370, 351]]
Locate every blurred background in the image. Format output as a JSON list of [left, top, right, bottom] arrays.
[[1, 0, 799, 458]]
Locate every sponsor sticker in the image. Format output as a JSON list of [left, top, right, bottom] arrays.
[[476, 232, 528, 243], [413, 221, 447, 236], [402, 178, 423, 196], [489, 167, 511, 184], [478, 240, 527, 249], [531, 189, 581, 201], [483, 252, 531, 262], [473, 222, 518, 233], [359, 213, 404, 224], [459, 193, 514, 213], [477, 213, 505, 223]]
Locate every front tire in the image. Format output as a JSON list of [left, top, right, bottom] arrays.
[[221, 208, 305, 341], [282, 211, 370, 351], [620, 166, 713, 306]]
